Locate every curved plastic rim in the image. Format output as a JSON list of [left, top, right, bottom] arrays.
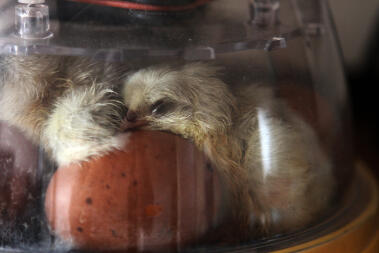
[[273, 162, 379, 253], [67, 0, 213, 11]]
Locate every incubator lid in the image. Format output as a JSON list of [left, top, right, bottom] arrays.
[[0, 0, 305, 60]]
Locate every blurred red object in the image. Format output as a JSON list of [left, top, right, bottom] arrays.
[[0, 122, 39, 225]]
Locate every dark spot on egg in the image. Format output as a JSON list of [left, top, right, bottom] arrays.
[[85, 198, 93, 205], [106, 184, 110, 189], [77, 227, 83, 232], [111, 229, 117, 237], [133, 180, 138, 186], [206, 162, 213, 172], [121, 172, 126, 178]]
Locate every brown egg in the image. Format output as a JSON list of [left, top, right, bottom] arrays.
[[45, 130, 224, 252]]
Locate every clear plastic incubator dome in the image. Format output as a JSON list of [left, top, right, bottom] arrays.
[[0, 0, 363, 252]]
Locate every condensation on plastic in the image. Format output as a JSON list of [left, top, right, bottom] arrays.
[[0, 0, 354, 252]]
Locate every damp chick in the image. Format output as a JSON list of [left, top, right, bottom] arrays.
[[0, 55, 128, 166], [121, 63, 334, 239]]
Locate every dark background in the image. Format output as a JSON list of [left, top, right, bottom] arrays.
[[348, 22, 379, 179], [329, 0, 379, 178]]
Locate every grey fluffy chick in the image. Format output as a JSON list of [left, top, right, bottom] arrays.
[[0, 55, 128, 166], [122, 63, 334, 238]]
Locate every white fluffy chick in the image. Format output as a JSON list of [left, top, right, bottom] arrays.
[[0, 55, 128, 166]]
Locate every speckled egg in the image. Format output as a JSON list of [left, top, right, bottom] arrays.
[[45, 130, 224, 251]]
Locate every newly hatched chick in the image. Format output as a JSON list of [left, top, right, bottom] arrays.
[[122, 63, 334, 238], [0, 56, 334, 239], [0, 55, 128, 166]]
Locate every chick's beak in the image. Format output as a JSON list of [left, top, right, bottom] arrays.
[[120, 110, 148, 131], [121, 119, 148, 131], [126, 110, 138, 122]]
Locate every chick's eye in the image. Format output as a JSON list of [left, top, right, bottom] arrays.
[[151, 100, 173, 116]]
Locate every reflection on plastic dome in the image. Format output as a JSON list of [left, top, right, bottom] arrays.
[[0, 0, 353, 252]]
